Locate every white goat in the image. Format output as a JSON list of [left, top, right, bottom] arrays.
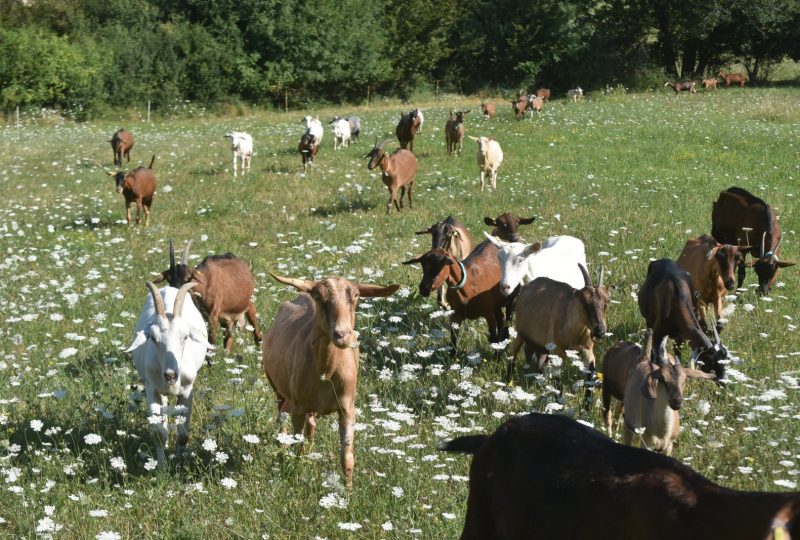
[[483, 232, 587, 295], [301, 116, 324, 144], [567, 86, 584, 102], [224, 132, 253, 177], [126, 282, 211, 466], [412, 108, 424, 133], [332, 118, 352, 149], [468, 136, 503, 191]]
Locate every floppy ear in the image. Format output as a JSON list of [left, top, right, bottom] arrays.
[[468, 135, 478, 141], [705, 247, 719, 261], [777, 261, 796, 268], [522, 242, 542, 257], [642, 370, 661, 400], [357, 283, 400, 298], [483, 217, 497, 226], [402, 256, 423, 265], [126, 330, 148, 353], [518, 216, 536, 225], [684, 368, 716, 381], [414, 228, 432, 235], [186, 268, 207, 284], [483, 231, 502, 247]]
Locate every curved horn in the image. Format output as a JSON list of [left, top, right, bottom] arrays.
[[173, 282, 197, 318], [169, 240, 176, 271], [269, 272, 316, 293], [761, 232, 767, 257], [181, 239, 193, 265], [774, 234, 783, 254], [656, 336, 669, 365], [641, 329, 653, 363], [373, 136, 378, 148], [598, 265, 605, 287], [146, 281, 167, 319], [579, 263, 591, 288], [379, 139, 393, 149]]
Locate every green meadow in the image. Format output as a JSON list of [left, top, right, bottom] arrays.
[[1, 87, 799, 538]]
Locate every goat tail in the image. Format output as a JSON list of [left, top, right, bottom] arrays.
[[148, 155, 156, 169], [439, 435, 488, 455]]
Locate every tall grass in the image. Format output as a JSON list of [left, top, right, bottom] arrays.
[[1, 87, 799, 538]]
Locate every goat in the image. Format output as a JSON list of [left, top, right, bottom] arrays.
[[602, 330, 716, 451], [664, 81, 697, 95], [567, 86, 584, 102], [224, 132, 253, 177], [638, 258, 729, 379], [412, 108, 424, 133], [396, 111, 417, 152], [702, 78, 718, 90], [106, 155, 156, 227], [110, 128, 134, 167], [483, 232, 587, 295], [483, 212, 536, 243], [480, 102, 496, 120], [441, 412, 800, 540], [415, 216, 474, 309], [346, 116, 361, 142], [331, 118, 352, 149], [301, 116, 324, 143], [467, 136, 503, 191], [527, 95, 544, 118], [536, 87, 551, 101], [403, 240, 512, 352], [445, 110, 470, 156], [510, 97, 528, 120], [711, 187, 795, 294], [677, 234, 748, 332], [364, 139, 418, 214], [263, 273, 399, 487], [507, 264, 611, 382], [126, 282, 210, 466], [298, 132, 319, 173], [154, 240, 261, 354], [717, 70, 747, 87]]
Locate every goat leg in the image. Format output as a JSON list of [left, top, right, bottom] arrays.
[[338, 400, 356, 489], [737, 257, 747, 290], [175, 391, 194, 462], [407, 181, 413, 209], [506, 337, 523, 383], [245, 302, 262, 345]]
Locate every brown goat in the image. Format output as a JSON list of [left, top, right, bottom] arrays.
[[110, 128, 134, 167], [445, 110, 470, 156], [536, 87, 551, 101], [677, 234, 748, 332], [365, 139, 418, 214], [510, 98, 528, 120], [263, 274, 399, 487], [664, 81, 697, 95], [154, 240, 261, 354], [483, 212, 536, 243], [403, 241, 512, 352], [415, 216, 474, 309], [441, 412, 800, 540], [298, 132, 319, 173], [396, 111, 417, 152], [107, 155, 155, 227], [527, 95, 544, 116], [480, 102, 495, 119], [702, 78, 718, 90], [717, 70, 747, 87], [507, 264, 611, 382]]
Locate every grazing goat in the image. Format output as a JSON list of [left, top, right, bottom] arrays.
[[711, 187, 795, 294], [412, 108, 424, 133], [507, 264, 611, 381], [403, 241, 512, 352], [331, 118, 352, 149], [567, 86, 584, 102], [263, 273, 399, 487], [480, 102, 495, 120], [638, 258, 728, 379], [445, 110, 470, 156], [224, 132, 253, 177], [483, 232, 587, 295], [346, 116, 361, 142], [415, 216, 474, 309], [107, 155, 156, 227], [396, 111, 417, 152], [602, 331, 716, 453], [717, 70, 747, 87], [110, 128, 134, 167], [536, 87, 551, 101], [702, 78, 718, 90], [441, 412, 800, 540], [127, 282, 210, 466], [365, 139, 418, 214], [154, 240, 261, 354], [664, 81, 697, 95], [677, 234, 747, 332], [298, 132, 319, 173], [468, 136, 503, 191], [483, 212, 535, 243]]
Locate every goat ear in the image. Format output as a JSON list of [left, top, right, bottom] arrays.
[[402, 256, 422, 265], [270, 273, 317, 293], [414, 229, 432, 235], [187, 268, 206, 284], [705, 248, 718, 261], [684, 368, 716, 381], [483, 231, 502, 246], [468, 135, 478, 141], [483, 217, 497, 226], [642, 370, 660, 400], [151, 272, 167, 284], [125, 330, 148, 353], [777, 261, 796, 268], [189, 327, 211, 348], [106, 171, 116, 176], [357, 283, 400, 298], [523, 242, 542, 257], [518, 216, 536, 225]]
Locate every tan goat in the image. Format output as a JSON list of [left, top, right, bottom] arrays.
[[107, 155, 156, 227], [365, 139, 418, 214], [262, 274, 399, 487]]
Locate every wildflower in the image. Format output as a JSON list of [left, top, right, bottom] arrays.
[[89, 509, 109, 517], [276, 432, 304, 445], [202, 438, 217, 452], [392, 486, 404, 498], [36, 517, 62, 535], [319, 493, 347, 509], [243, 434, 260, 444], [382, 521, 394, 531], [96, 532, 122, 540], [220, 477, 237, 489], [215, 452, 229, 464], [109, 456, 126, 471], [30, 419, 43, 432], [143, 459, 158, 471], [338, 522, 362, 531], [83, 433, 102, 445], [442, 513, 456, 520]]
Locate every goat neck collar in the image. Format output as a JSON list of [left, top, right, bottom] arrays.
[[448, 261, 467, 290]]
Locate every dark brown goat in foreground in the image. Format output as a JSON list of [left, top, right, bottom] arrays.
[[107, 155, 155, 227], [154, 240, 261, 353], [442, 412, 800, 540], [415, 216, 474, 308]]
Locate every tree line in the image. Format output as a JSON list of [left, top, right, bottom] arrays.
[[1, 0, 798, 114]]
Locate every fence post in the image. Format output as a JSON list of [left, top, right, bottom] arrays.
[[147, 101, 151, 123], [16, 106, 20, 127], [284, 87, 288, 113]]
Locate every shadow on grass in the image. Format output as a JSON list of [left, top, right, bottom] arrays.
[[311, 197, 376, 217]]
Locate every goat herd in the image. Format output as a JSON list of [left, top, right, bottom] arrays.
[[105, 90, 799, 538]]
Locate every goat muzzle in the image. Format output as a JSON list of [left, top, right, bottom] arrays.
[[164, 370, 178, 385], [332, 329, 353, 348]]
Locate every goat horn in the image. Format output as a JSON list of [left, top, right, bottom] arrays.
[[579, 263, 591, 288], [761, 232, 767, 257], [598, 265, 605, 287], [414, 228, 432, 235], [106, 171, 116, 176], [146, 281, 167, 319], [269, 272, 316, 293], [373, 136, 378, 148], [642, 329, 654, 363], [181, 239, 193, 266], [657, 336, 669, 365], [379, 139, 393, 149], [169, 240, 176, 271], [774, 234, 783, 254], [173, 282, 197, 318]]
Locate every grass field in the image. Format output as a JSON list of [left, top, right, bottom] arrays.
[[1, 86, 800, 539]]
